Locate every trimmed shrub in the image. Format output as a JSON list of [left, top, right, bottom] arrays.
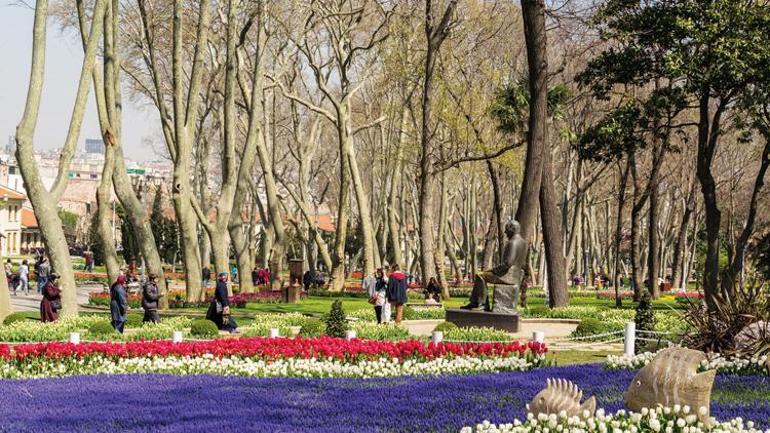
[[324, 300, 348, 337], [88, 320, 117, 336], [2, 313, 28, 326], [190, 319, 219, 338], [573, 318, 609, 337], [433, 321, 459, 333]]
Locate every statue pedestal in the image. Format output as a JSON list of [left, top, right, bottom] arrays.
[[445, 308, 520, 333]]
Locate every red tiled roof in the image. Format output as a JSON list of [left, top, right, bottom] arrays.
[[0, 185, 25, 201], [314, 214, 335, 232], [21, 208, 38, 228]]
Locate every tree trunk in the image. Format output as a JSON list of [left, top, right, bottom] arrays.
[[434, 172, 450, 298], [671, 183, 695, 289], [96, 134, 120, 284], [696, 95, 725, 311], [15, 0, 107, 316], [647, 180, 660, 298], [613, 160, 630, 307], [387, 110, 408, 269], [347, 143, 376, 278], [516, 0, 548, 241], [329, 114, 351, 292], [540, 146, 569, 308], [487, 161, 504, 260], [418, 0, 458, 285], [723, 138, 770, 294]]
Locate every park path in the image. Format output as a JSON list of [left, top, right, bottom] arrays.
[[9, 285, 95, 312]]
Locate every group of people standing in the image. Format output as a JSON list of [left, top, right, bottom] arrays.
[[109, 270, 237, 334], [363, 264, 408, 325], [251, 267, 271, 287], [107, 272, 163, 333]]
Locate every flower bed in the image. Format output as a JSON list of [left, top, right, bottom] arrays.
[[0, 316, 193, 343], [464, 407, 770, 433], [0, 364, 766, 432], [675, 291, 705, 303], [0, 337, 547, 379], [595, 290, 635, 300], [605, 351, 770, 375]]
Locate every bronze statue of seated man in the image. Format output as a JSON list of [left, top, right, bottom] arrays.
[[461, 220, 526, 313]]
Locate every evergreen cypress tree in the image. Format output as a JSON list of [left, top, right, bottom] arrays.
[[325, 300, 348, 338]]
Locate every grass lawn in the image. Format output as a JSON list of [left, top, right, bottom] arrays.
[[117, 293, 682, 318], [240, 296, 467, 316], [548, 349, 622, 366]]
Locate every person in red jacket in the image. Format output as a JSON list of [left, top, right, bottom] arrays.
[[40, 273, 62, 322], [386, 264, 408, 325]]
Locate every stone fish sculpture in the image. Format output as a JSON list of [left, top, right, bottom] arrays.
[[624, 347, 716, 425], [527, 378, 596, 418]]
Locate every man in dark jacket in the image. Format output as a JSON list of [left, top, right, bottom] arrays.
[[141, 274, 163, 324], [206, 272, 238, 333]]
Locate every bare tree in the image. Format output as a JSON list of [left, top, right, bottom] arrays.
[[15, 0, 107, 315]]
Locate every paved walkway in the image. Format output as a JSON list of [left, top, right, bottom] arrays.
[[9, 284, 98, 312]]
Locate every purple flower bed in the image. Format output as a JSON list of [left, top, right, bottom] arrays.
[[0, 364, 767, 432]]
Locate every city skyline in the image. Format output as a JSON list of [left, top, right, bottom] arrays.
[[0, 4, 162, 163]]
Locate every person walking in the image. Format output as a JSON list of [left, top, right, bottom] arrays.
[[141, 273, 163, 324], [84, 250, 94, 272], [386, 264, 408, 325], [424, 277, 441, 303], [263, 268, 271, 287], [206, 272, 239, 333], [110, 275, 129, 334], [4, 259, 12, 283], [374, 269, 388, 323], [36, 257, 50, 295], [201, 266, 211, 289], [39, 273, 61, 322], [252, 267, 259, 287], [18, 260, 29, 296], [364, 269, 378, 320]]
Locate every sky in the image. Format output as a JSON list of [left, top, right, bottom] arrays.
[[0, 3, 161, 161]]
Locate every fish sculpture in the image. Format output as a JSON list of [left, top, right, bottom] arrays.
[[624, 347, 716, 425], [527, 378, 596, 418]]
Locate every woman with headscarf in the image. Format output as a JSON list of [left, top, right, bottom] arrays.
[[39, 273, 61, 322], [110, 275, 129, 333], [206, 272, 239, 333]]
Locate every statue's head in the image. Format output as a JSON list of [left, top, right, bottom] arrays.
[[505, 220, 520, 237]]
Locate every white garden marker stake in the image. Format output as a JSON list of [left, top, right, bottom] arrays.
[[69, 332, 80, 345], [345, 330, 357, 340], [532, 331, 545, 343], [289, 326, 302, 337], [431, 331, 443, 344], [624, 321, 636, 356], [172, 331, 183, 343], [269, 328, 280, 339]]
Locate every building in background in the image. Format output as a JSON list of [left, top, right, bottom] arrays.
[[85, 138, 105, 155], [0, 185, 25, 256], [20, 207, 42, 255]]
